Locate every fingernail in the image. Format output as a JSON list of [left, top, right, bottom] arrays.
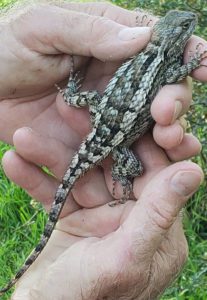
[[171, 101, 183, 123], [187, 133, 202, 152], [118, 27, 151, 41], [171, 170, 203, 197], [179, 116, 188, 131], [173, 120, 184, 144]]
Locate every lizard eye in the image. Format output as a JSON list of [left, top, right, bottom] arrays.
[[182, 22, 190, 29]]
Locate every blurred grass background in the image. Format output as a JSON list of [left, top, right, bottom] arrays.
[[0, 0, 207, 299]]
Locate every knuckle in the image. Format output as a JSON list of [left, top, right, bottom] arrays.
[[149, 200, 178, 231]]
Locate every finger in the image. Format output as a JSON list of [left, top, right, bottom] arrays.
[[13, 5, 151, 61], [166, 133, 202, 161], [153, 120, 184, 150], [151, 78, 192, 126], [56, 200, 134, 237], [13, 127, 76, 179], [1, 150, 80, 215], [13, 127, 112, 207], [184, 36, 207, 82], [122, 161, 203, 256]]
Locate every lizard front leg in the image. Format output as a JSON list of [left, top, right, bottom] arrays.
[[111, 146, 144, 205], [166, 49, 207, 83]]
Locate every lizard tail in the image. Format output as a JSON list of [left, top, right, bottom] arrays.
[[0, 130, 110, 296]]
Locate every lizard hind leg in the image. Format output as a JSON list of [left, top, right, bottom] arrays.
[[110, 146, 144, 206]]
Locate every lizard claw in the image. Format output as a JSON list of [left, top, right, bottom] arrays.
[[55, 84, 64, 95]]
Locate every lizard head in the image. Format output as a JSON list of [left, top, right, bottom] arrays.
[[151, 10, 197, 52]]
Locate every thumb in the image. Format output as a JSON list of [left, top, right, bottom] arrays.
[[122, 161, 203, 256], [11, 4, 151, 61]]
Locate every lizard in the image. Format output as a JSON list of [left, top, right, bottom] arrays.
[[0, 10, 206, 296]]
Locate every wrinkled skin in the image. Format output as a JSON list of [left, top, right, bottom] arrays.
[[0, 2, 206, 299]]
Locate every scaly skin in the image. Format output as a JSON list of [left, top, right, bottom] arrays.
[[0, 10, 205, 296]]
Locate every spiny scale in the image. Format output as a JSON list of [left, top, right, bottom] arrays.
[[0, 10, 205, 296]]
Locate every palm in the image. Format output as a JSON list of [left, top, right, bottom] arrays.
[[0, 52, 123, 146], [2, 3, 204, 297]]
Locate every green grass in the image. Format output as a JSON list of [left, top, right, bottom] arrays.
[[0, 145, 46, 300], [162, 197, 207, 299], [0, 0, 207, 299], [0, 0, 15, 8]]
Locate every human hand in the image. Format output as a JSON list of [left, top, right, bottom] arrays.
[[1, 2, 207, 299], [3, 129, 203, 299], [0, 1, 151, 144], [0, 1, 206, 155], [2, 0, 206, 218]]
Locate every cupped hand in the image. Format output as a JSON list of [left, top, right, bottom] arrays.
[[1, 2, 207, 299], [3, 128, 203, 299]]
